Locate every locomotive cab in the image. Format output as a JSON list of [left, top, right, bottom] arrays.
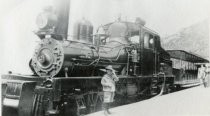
[[93, 20, 172, 76]]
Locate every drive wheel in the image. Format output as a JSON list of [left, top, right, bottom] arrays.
[[84, 92, 103, 113]]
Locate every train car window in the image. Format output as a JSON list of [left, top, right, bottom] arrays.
[[171, 57, 198, 71]]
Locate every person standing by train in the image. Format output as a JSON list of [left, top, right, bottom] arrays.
[[198, 64, 207, 87], [101, 65, 119, 116], [205, 64, 210, 87]]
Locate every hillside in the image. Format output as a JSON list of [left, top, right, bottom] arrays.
[[162, 19, 209, 60]]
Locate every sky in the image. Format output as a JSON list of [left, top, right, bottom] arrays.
[[0, 0, 210, 75], [69, 0, 210, 36]]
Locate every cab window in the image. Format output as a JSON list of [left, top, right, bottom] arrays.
[[144, 33, 150, 48], [129, 35, 140, 44], [144, 33, 155, 49]]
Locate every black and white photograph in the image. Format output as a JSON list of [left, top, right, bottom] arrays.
[[0, 0, 210, 116]]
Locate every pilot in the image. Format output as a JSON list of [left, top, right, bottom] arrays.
[[101, 65, 119, 116]]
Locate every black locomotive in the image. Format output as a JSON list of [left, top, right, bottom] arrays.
[[2, 0, 209, 116]]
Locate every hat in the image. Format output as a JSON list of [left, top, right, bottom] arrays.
[[99, 65, 116, 72], [105, 65, 116, 72]]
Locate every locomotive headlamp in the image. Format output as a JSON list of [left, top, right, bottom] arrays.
[[36, 13, 48, 29], [36, 11, 57, 30]]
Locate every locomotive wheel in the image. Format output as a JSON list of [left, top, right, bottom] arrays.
[[72, 92, 103, 116]]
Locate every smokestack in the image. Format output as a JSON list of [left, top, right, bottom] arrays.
[[53, 0, 70, 40]]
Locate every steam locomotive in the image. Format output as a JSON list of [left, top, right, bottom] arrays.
[[2, 0, 209, 116]]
